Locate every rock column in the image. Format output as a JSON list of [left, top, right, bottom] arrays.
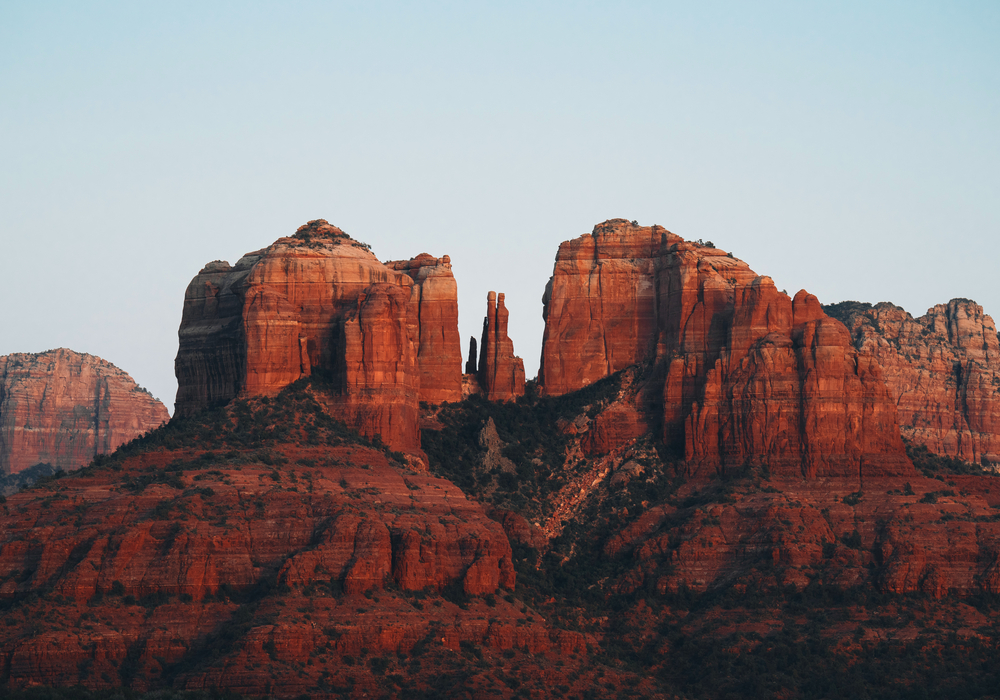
[[477, 292, 525, 402]]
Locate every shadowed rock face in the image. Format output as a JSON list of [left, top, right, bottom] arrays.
[[478, 292, 525, 402], [0, 349, 168, 475], [540, 219, 912, 479], [830, 299, 1000, 464], [174, 220, 463, 453]]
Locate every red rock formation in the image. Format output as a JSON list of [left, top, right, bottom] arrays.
[[175, 220, 464, 453], [487, 508, 548, 551], [540, 219, 912, 479], [386, 254, 463, 404], [582, 406, 648, 456], [332, 283, 420, 453], [602, 473, 1000, 599], [172, 259, 249, 413], [477, 292, 525, 402], [0, 349, 168, 475], [0, 419, 581, 694], [175, 222, 401, 415], [540, 221, 670, 396], [829, 299, 1000, 464]]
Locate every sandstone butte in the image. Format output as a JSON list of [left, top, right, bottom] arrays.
[[174, 220, 464, 455], [0, 348, 168, 476], [539, 218, 912, 480], [828, 299, 1000, 465], [477, 291, 526, 402]]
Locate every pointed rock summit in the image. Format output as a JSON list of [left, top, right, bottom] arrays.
[[465, 336, 478, 375]]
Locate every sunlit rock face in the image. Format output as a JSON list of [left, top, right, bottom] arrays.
[[386, 253, 463, 405], [174, 220, 464, 454], [477, 291, 526, 403], [540, 219, 912, 479], [830, 298, 1000, 465], [0, 348, 168, 475]]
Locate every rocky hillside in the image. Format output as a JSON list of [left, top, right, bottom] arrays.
[[0, 382, 622, 698], [3, 370, 999, 698], [0, 348, 169, 477], [421, 371, 1000, 698]]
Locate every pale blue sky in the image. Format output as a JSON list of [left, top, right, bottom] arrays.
[[2, 1, 998, 411]]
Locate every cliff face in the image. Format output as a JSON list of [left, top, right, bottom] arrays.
[[175, 220, 463, 453], [829, 299, 1000, 464], [540, 219, 911, 479], [334, 283, 421, 453], [385, 254, 463, 404], [540, 222, 668, 395], [0, 349, 168, 476], [477, 292, 525, 402]]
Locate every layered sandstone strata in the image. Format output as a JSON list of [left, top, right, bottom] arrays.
[[0, 439, 538, 693], [477, 292, 525, 402], [540, 219, 911, 479], [0, 349, 168, 475], [175, 220, 463, 452], [828, 299, 1000, 464]]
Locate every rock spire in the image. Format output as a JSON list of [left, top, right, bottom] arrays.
[[477, 292, 525, 402]]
